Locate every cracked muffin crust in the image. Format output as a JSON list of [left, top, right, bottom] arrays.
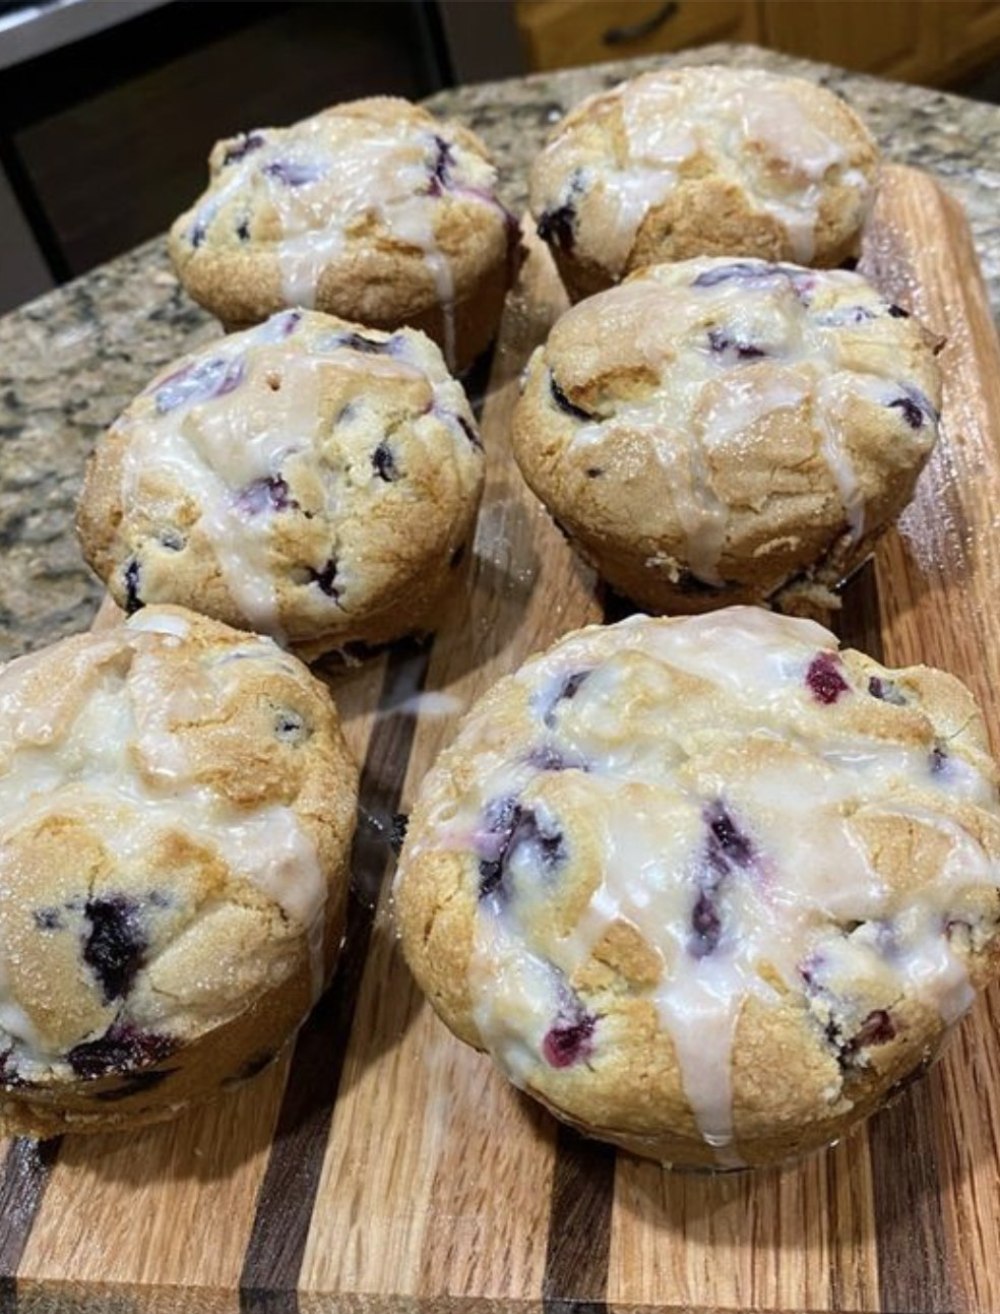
[[0, 606, 358, 1136], [394, 607, 1000, 1169], [530, 65, 878, 301], [168, 96, 521, 372], [76, 311, 485, 658], [512, 257, 941, 614]]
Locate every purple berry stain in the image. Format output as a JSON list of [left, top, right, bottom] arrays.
[[705, 801, 755, 875], [888, 386, 938, 431], [543, 669, 590, 728], [476, 799, 566, 901], [693, 262, 812, 300], [806, 652, 850, 705], [690, 892, 723, 958], [455, 414, 482, 450], [832, 1008, 897, 1069], [222, 131, 266, 166], [309, 558, 341, 602], [83, 895, 147, 1003], [689, 802, 755, 958], [68, 1024, 176, 1080], [0, 1050, 24, 1087], [275, 709, 309, 742], [815, 305, 876, 328], [693, 261, 769, 289], [263, 159, 322, 188], [254, 310, 302, 343], [707, 327, 767, 361], [154, 355, 244, 414], [543, 1007, 595, 1068], [390, 812, 409, 856], [549, 374, 594, 422], [235, 475, 297, 515], [853, 1008, 896, 1048], [372, 441, 399, 482], [537, 203, 576, 253], [428, 135, 453, 195], [868, 675, 907, 705], [526, 744, 588, 773], [890, 397, 925, 429], [123, 559, 143, 615], [336, 331, 391, 356]]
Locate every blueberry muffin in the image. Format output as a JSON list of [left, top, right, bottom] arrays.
[[395, 607, 1000, 1169], [169, 96, 521, 372], [530, 66, 878, 302], [0, 606, 358, 1136], [76, 311, 484, 658], [512, 258, 941, 614]]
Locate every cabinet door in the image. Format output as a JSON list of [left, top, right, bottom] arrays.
[[516, 0, 760, 72], [762, 0, 937, 83], [937, 0, 1000, 76]]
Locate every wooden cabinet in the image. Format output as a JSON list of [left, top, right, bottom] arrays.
[[936, 0, 1000, 76], [761, 1, 936, 83], [514, 0, 1000, 89], [515, 1, 760, 72]]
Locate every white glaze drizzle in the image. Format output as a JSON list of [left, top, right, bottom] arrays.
[[553, 262, 934, 582], [417, 609, 1000, 1162], [191, 110, 502, 369], [117, 316, 471, 640], [0, 615, 328, 1064], [544, 66, 873, 274]]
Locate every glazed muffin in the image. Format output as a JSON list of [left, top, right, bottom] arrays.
[[395, 607, 1000, 1169], [77, 311, 484, 658], [512, 258, 941, 613], [169, 96, 520, 372], [0, 606, 358, 1136], [530, 66, 878, 301]]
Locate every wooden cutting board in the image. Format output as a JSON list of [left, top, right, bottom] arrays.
[[2, 163, 999, 1314]]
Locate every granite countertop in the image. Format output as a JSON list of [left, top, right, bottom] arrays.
[[2, 41, 1000, 662]]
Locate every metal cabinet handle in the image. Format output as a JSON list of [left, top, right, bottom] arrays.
[[602, 2, 679, 45]]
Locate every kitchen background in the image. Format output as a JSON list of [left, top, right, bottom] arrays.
[[2, 0, 999, 316]]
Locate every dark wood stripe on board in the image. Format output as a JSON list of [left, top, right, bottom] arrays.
[[542, 1123, 616, 1314], [835, 560, 954, 1314], [0, 1136, 61, 1307], [240, 637, 431, 1313]]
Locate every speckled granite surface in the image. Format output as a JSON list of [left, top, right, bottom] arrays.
[[2, 42, 1000, 660]]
